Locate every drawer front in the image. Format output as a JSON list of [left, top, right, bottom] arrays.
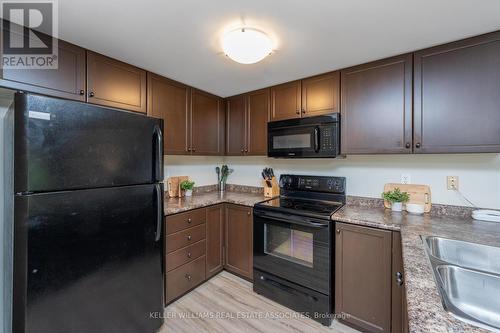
[[166, 240, 206, 272], [166, 224, 206, 253], [166, 255, 206, 303], [166, 208, 206, 235]]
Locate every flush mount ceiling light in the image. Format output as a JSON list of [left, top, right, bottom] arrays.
[[222, 27, 273, 64]]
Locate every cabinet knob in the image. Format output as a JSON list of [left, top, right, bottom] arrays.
[[79, 89, 85, 95], [244, 149, 248, 153], [405, 143, 411, 149], [296, 111, 300, 115], [185, 274, 192, 281], [301, 110, 306, 114], [187, 252, 192, 258], [415, 143, 421, 148], [247, 211, 251, 216], [336, 229, 340, 234], [187, 218, 192, 223], [241, 149, 244, 153], [396, 272, 404, 286], [89, 91, 95, 97], [187, 235, 192, 241], [192, 148, 196, 152]]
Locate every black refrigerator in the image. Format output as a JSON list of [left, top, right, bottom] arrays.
[[7, 92, 164, 333]]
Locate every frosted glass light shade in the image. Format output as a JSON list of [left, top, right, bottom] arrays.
[[222, 28, 273, 64]]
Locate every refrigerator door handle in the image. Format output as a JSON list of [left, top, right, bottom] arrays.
[[153, 125, 163, 182], [154, 184, 163, 242]]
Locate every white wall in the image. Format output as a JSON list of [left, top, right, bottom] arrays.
[[164, 155, 224, 186], [166, 154, 500, 209]]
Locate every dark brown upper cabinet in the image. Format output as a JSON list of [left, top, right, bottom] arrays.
[[147, 73, 190, 154], [0, 40, 86, 101], [414, 31, 500, 153], [335, 222, 392, 333], [87, 51, 147, 113], [206, 204, 225, 279], [226, 95, 247, 155], [224, 204, 253, 280], [301, 71, 340, 117], [190, 89, 224, 155], [226, 89, 270, 156], [270, 80, 301, 121], [246, 88, 270, 155], [341, 54, 413, 154]]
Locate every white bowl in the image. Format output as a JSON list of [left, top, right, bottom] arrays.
[[406, 203, 425, 215]]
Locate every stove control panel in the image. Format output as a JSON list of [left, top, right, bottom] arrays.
[[280, 174, 346, 194]]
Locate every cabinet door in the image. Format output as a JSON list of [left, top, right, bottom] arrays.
[[1, 40, 86, 101], [206, 204, 225, 278], [226, 95, 247, 155], [87, 51, 147, 113], [392, 232, 408, 333], [225, 204, 253, 280], [341, 54, 413, 154], [147, 73, 190, 154], [335, 222, 392, 333], [301, 72, 339, 117], [247, 89, 270, 155], [414, 31, 500, 153], [270, 80, 301, 121], [191, 89, 224, 155]]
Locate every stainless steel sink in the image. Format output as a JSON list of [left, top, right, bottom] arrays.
[[424, 236, 500, 274], [422, 236, 500, 332]]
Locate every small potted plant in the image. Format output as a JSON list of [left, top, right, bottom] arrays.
[[382, 187, 410, 212], [180, 180, 195, 197]]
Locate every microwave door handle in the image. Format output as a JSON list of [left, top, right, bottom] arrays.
[[314, 127, 320, 152]]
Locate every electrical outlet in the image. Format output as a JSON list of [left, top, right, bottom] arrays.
[[447, 176, 459, 190], [401, 174, 411, 184]]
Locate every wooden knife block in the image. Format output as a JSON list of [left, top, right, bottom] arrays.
[[263, 177, 280, 198]]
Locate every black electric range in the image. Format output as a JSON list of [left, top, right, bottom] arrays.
[[253, 174, 346, 326]]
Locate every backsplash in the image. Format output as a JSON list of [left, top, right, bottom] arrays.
[[165, 154, 500, 209]]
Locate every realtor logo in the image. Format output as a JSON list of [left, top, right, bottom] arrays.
[[1, 0, 58, 69]]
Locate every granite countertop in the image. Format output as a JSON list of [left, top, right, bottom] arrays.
[[333, 205, 500, 333], [164, 191, 266, 215]]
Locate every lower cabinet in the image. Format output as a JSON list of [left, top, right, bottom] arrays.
[[224, 204, 254, 280], [335, 222, 406, 333], [164, 203, 253, 304], [206, 204, 225, 278]]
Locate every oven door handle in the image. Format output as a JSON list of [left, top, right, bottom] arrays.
[[254, 210, 328, 229]]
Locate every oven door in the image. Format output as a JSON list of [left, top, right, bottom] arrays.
[[253, 209, 331, 294]]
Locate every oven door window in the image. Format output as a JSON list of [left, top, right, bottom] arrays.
[[264, 223, 313, 268]]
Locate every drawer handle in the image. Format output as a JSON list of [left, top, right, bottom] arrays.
[[187, 252, 192, 258], [187, 235, 192, 241], [187, 218, 192, 223], [89, 91, 95, 97], [185, 274, 192, 281]]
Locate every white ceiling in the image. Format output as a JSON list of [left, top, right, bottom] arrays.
[[57, 0, 500, 97]]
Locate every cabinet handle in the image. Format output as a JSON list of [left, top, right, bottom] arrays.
[[187, 218, 192, 224], [185, 274, 192, 281], [187, 252, 192, 258], [396, 272, 404, 286], [247, 211, 251, 216], [336, 229, 341, 234], [187, 147, 192, 152], [79, 89, 85, 95], [187, 235, 192, 241], [89, 91, 95, 97], [415, 143, 421, 148], [295, 111, 300, 115], [244, 149, 248, 153], [405, 143, 411, 149]]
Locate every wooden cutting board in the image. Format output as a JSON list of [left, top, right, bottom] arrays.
[[167, 176, 189, 198], [383, 183, 432, 212]]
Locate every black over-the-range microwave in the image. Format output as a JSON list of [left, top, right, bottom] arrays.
[[267, 113, 340, 158]]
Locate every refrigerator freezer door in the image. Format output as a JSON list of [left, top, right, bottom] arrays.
[[13, 184, 164, 333], [14, 93, 163, 193]]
